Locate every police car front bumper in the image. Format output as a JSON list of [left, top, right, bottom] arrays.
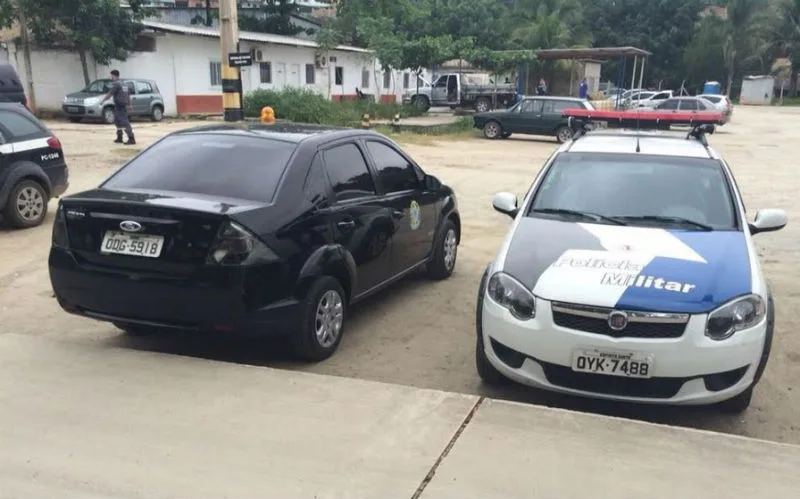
[[479, 295, 766, 405]]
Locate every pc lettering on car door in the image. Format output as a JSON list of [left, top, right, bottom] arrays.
[[321, 141, 394, 295], [364, 140, 437, 271]]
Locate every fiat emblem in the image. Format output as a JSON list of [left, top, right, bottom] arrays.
[[607, 311, 629, 331], [119, 220, 142, 232]]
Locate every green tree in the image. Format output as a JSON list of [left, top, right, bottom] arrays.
[[764, 0, 800, 92], [23, 0, 152, 85], [683, 15, 728, 88], [238, 0, 307, 36], [722, 0, 768, 95]]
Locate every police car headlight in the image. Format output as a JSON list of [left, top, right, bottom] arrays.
[[487, 272, 535, 320], [705, 294, 766, 341]]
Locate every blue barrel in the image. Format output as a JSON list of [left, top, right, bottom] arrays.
[[703, 81, 721, 94]]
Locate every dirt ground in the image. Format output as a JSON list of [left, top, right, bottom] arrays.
[[2, 107, 799, 444]]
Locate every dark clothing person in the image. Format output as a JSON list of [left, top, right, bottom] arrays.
[[104, 70, 135, 145], [537, 78, 548, 96], [579, 79, 588, 99]]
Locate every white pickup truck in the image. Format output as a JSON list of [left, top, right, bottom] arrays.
[[402, 73, 518, 113]]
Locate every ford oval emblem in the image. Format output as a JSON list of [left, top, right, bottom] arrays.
[[119, 220, 142, 232]]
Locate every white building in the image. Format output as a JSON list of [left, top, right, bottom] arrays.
[[2, 20, 427, 116]]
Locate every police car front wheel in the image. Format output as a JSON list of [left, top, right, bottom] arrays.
[[4, 179, 47, 228]]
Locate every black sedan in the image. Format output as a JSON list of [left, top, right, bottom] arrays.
[[49, 123, 461, 361]]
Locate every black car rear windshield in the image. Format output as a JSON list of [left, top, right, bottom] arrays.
[[102, 133, 296, 202], [528, 152, 738, 230]]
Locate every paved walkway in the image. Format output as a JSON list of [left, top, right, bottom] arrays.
[[2, 333, 799, 498]]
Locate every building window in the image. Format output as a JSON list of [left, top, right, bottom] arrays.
[[383, 70, 391, 89], [259, 62, 272, 84], [209, 61, 222, 87], [334, 66, 343, 85], [305, 63, 315, 84], [361, 69, 370, 88], [403, 72, 410, 89]]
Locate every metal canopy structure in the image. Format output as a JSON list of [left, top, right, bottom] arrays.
[[535, 46, 652, 109]]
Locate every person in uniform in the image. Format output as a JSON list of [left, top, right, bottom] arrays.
[[102, 69, 135, 145]]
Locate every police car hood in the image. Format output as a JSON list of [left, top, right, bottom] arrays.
[[501, 218, 752, 314]]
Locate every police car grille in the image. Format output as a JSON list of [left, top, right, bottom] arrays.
[[551, 302, 688, 339]]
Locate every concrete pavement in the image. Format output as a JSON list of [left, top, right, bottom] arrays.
[[2, 333, 800, 499]]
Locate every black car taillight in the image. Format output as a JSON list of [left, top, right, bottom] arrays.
[[207, 221, 277, 266], [52, 205, 69, 249]]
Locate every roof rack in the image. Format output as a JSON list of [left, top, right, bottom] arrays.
[[564, 109, 723, 144]]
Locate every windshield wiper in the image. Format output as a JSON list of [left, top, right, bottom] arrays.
[[531, 208, 627, 225], [617, 215, 713, 231]]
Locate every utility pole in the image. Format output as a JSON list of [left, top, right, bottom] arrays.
[[219, 0, 243, 122], [16, 0, 36, 111]]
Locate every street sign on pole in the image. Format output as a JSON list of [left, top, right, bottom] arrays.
[[228, 52, 253, 68]]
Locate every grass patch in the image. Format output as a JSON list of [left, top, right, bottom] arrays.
[[243, 88, 424, 126], [111, 147, 141, 157], [775, 97, 800, 106], [372, 118, 477, 146]]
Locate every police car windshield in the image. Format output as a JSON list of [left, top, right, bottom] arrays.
[[528, 152, 738, 230], [101, 133, 296, 203]]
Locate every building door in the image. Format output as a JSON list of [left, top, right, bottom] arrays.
[[274, 63, 287, 88], [289, 64, 301, 87]]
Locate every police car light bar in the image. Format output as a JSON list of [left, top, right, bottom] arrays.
[[562, 108, 725, 128]]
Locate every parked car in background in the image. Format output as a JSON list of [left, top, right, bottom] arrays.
[[403, 72, 517, 113], [62, 79, 165, 124], [697, 94, 733, 124], [0, 64, 29, 109], [474, 96, 594, 143], [49, 124, 461, 361], [629, 90, 674, 110], [0, 102, 68, 228]]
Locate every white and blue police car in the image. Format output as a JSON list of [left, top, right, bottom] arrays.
[[476, 120, 787, 413]]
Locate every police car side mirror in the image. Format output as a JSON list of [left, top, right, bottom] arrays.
[[493, 192, 518, 218], [749, 209, 787, 235]]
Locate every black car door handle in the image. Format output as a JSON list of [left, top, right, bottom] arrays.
[[392, 210, 405, 219], [337, 220, 355, 230]]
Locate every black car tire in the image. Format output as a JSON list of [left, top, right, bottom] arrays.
[[476, 268, 507, 385], [426, 218, 458, 280], [151, 105, 164, 122], [555, 125, 573, 143], [716, 386, 753, 414], [102, 106, 115, 125], [501, 132, 512, 139], [114, 322, 161, 336], [483, 120, 502, 139], [68, 117, 82, 123], [411, 95, 431, 113], [3, 179, 48, 229], [474, 97, 491, 113], [291, 276, 347, 362]]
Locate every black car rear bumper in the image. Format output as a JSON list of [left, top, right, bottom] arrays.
[[49, 248, 300, 335]]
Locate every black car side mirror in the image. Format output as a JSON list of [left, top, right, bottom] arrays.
[[425, 174, 441, 190]]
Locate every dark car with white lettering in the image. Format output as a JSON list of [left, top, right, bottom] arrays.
[[0, 103, 68, 228], [49, 123, 460, 361]]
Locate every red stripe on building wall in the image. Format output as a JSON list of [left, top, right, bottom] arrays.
[[332, 94, 397, 104], [177, 95, 223, 114]]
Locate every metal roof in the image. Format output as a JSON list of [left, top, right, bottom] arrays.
[[536, 47, 652, 60], [567, 131, 716, 159], [140, 20, 372, 54]]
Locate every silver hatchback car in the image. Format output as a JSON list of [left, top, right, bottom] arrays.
[[62, 78, 165, 124]]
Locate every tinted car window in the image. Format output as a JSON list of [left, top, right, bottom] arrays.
[[134, 80, 153, 94], [365, 141, 419, 193], [520, 99, 541, 113], [529, 152, 736, 229], [304, 153, 329, 205], [323, 143, 376, 201], [102, 134, 295, 202], [0, 110, 43, 139], [658, 99, 679, 110]]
